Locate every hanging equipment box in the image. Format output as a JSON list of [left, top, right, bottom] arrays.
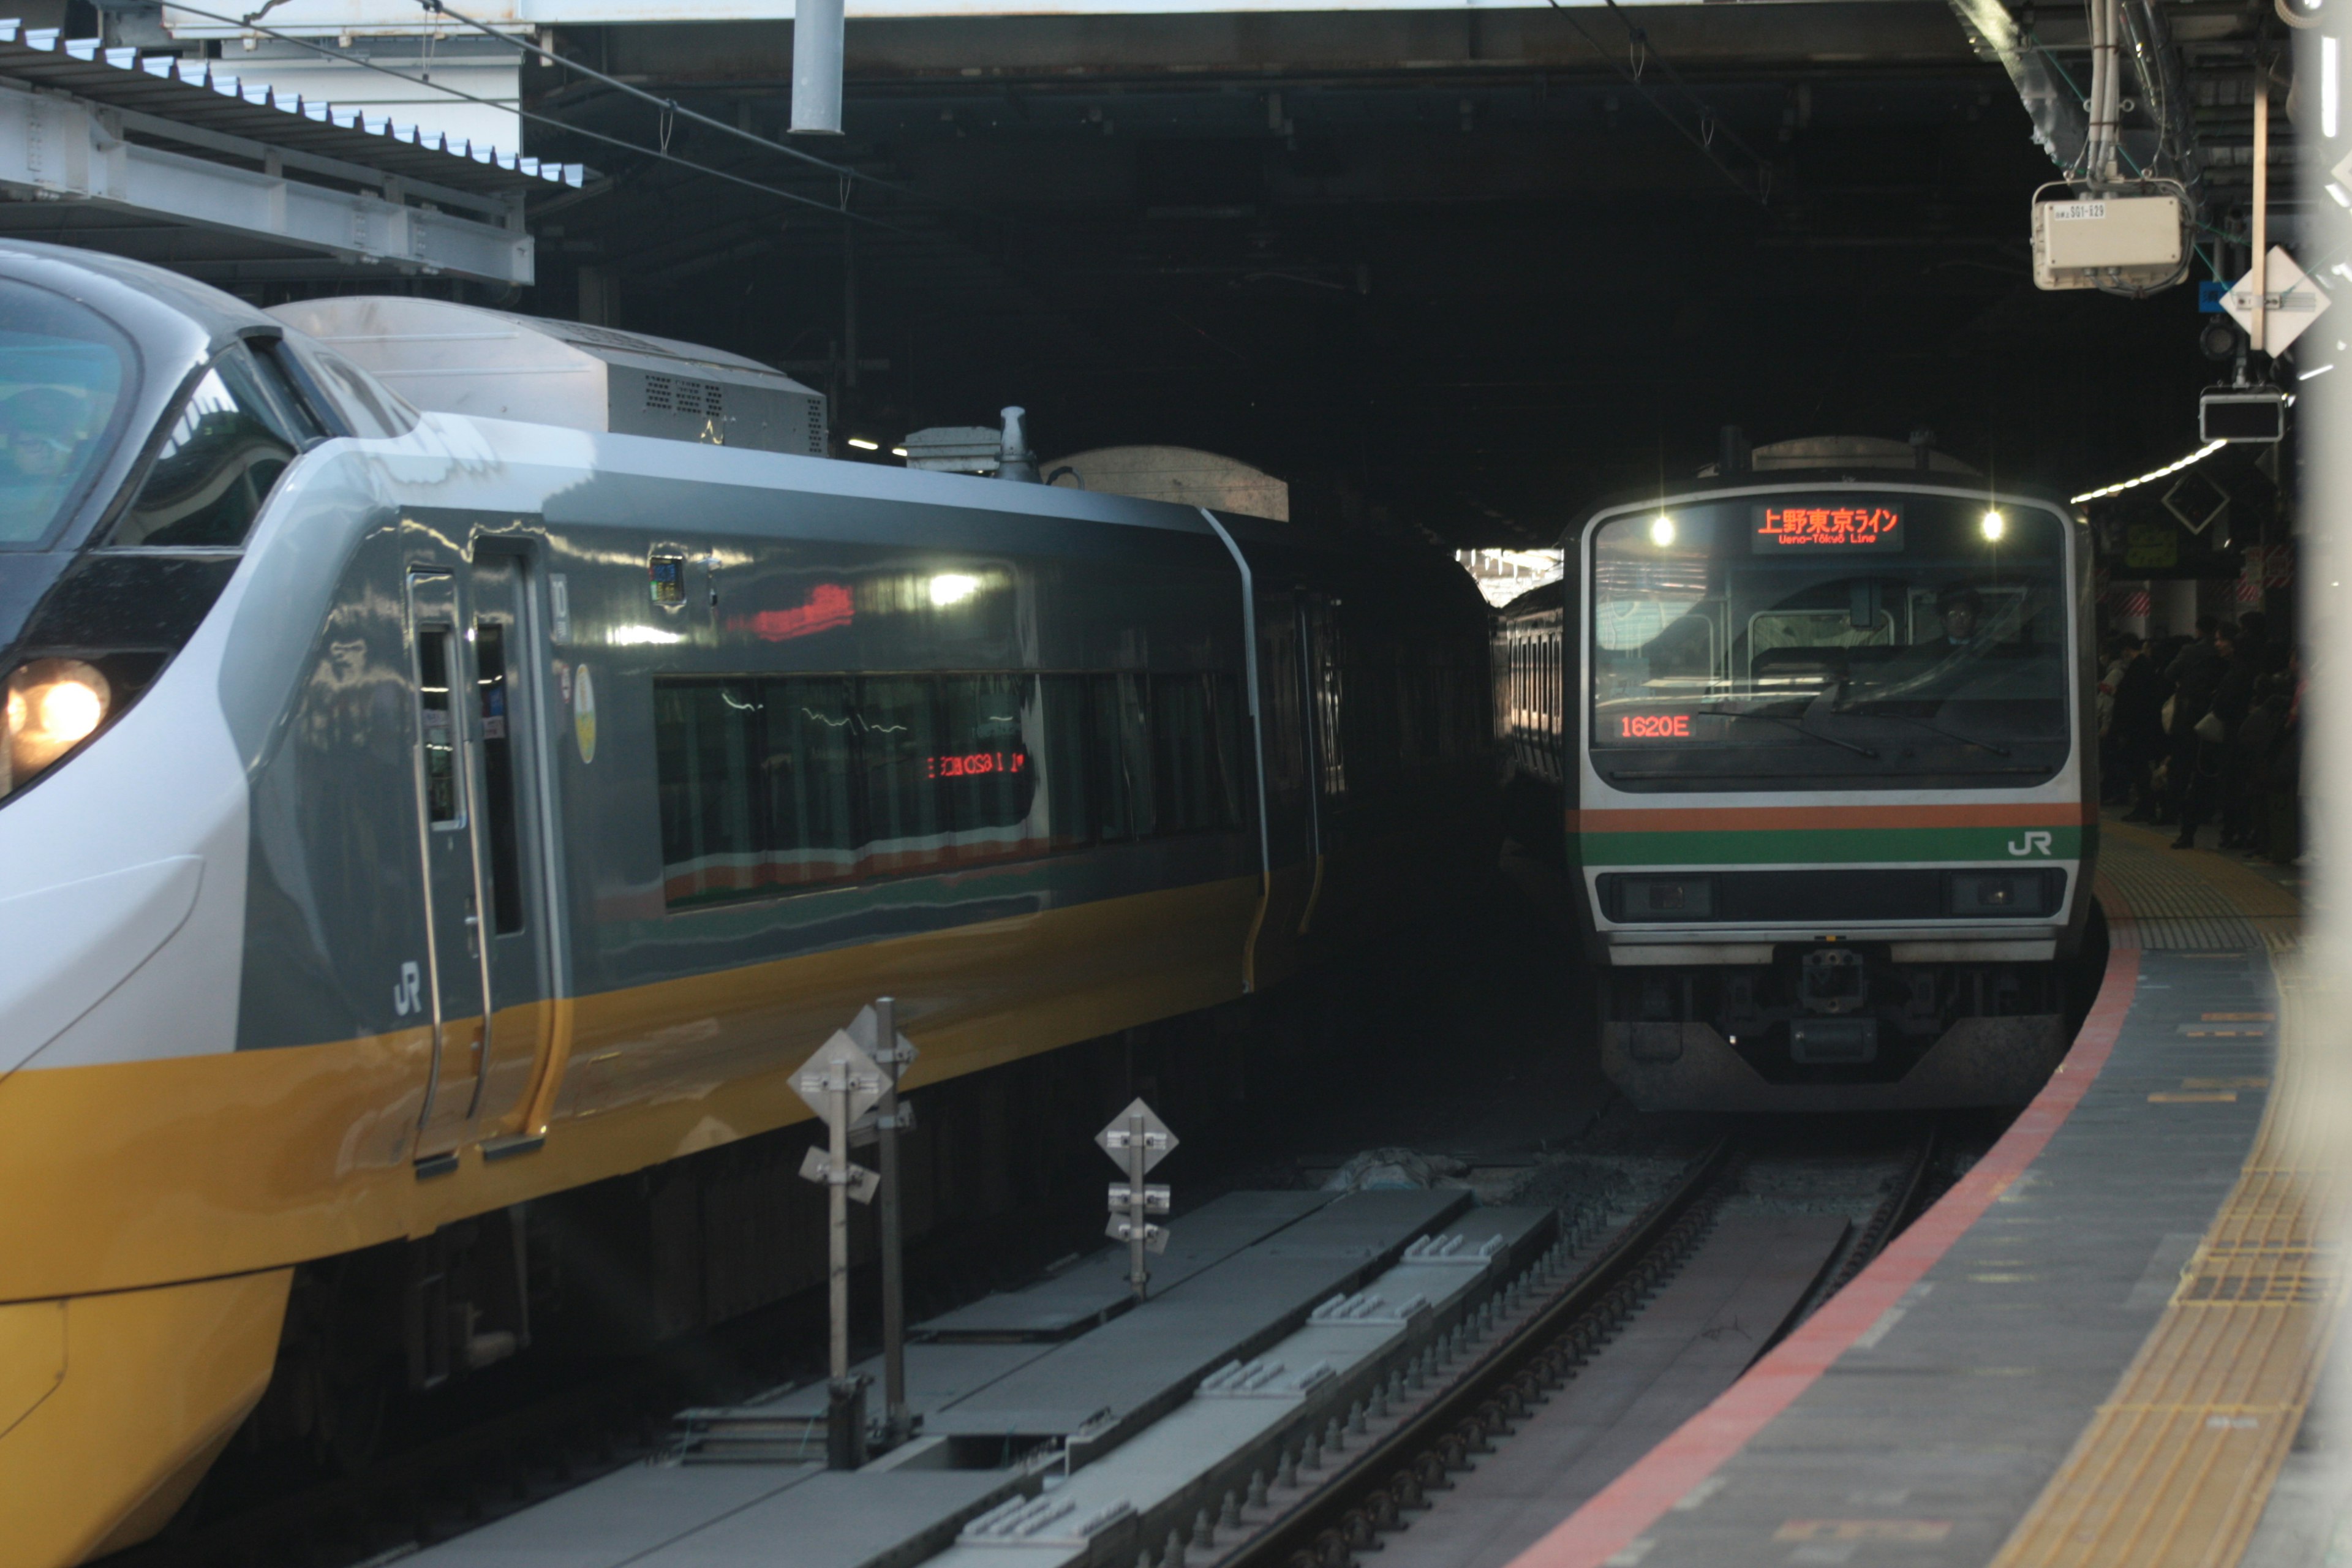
[[2032, 187, 2187, 291]]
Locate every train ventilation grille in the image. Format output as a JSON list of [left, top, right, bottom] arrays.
[[646, 374, 725, 419], [805, 399, 827, 455]]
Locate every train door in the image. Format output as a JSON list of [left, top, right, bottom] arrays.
[[1296, 592, 1345, 937], [1245, 587, 1317, 986], [406, 570, 491, 1160], [464, 555, 557, 1142]]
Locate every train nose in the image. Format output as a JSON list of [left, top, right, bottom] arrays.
[[0, 855, 205, 1079]]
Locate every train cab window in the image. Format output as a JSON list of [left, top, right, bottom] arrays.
[[109, 345, 304, 549], [0, 281, 135, 549], [475, 622, 525, 934], [417, 630, 463, 826]]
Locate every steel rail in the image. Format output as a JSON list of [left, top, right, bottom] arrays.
[[1224, 1134, 1742, 1568]]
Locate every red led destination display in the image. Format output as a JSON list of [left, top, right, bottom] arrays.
[[1752, 504, 1904, 552], [927, 750, 1029, 780], [1618, 714, 1694, 740]]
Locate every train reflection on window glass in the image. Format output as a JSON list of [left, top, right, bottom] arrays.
[[1588, 496, 2070, 788], [655, 671, 1246, 908]]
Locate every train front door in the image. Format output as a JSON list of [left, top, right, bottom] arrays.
[[405, 554, 558, 1163]]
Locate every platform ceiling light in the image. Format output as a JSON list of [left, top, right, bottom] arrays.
[[608, 625, 687, 646], [846, 437, 880, 451], [930, 572, 981, 606], [1980, 510, 2006, 541], [892, 446, 909, 458], [2071, 440, 2227, 503], [1649, 514, 1676, 547], [2328, 35, 2342, 137]]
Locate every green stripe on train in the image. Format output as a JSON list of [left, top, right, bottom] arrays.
[[1578, 824, 2086, 867]]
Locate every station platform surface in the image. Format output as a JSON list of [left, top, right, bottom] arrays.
[[1507, 817, 2347, 1568]]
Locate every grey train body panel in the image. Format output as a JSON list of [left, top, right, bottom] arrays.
[[221, 414, 1268, 1058]]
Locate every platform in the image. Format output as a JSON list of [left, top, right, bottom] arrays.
[[396, 1186, 1513, 1568], [1506, 816, 2347, 1568]]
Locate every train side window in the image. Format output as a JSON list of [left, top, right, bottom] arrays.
[[761, 676, 860, 888], [417, 628, 463, 827], [1039, 675, 1097, 849], [108, 345, 303, 549], [856, 676, 945, 875], [1152, 673, 1242, 834], [935, 673, 1042, 863], [243, 337, 330, 445], [655, 680, 764, 906], [1087, 675, 1135, 842], [475, 622, 525, 933]]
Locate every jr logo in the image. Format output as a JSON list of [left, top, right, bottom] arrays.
[[393, 960, 423, 1017], [2007, 831, 2054, 857]]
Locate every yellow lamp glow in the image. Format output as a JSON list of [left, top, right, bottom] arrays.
[[929, 573, 981, 606]]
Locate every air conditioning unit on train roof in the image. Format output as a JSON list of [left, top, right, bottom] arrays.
[[266, 297, 829, 457]]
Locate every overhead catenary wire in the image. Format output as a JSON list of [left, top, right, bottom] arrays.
[[1543, 0, 1770, 205], [409, 0, 989, 224], [174, 0, 935, 238]]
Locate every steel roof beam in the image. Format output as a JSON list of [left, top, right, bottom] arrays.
[[0, 78, 535, 283]]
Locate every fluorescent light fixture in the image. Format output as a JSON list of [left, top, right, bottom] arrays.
[[2071, 440, 2228, 503], [929, 573, 982, 606], [2305, 364, 2338, 380], [2328, 35, 2342, 138], [847, 437, 880, 451], [1981, 510, 2006, 540], [608, 625, 687, 646], [892, 446, 909, 456], [2331, 183, 2352, 208], [1648, 514, 1676, 547]]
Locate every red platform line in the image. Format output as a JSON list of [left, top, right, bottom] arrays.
[[1506, 943, 2144, 1568]]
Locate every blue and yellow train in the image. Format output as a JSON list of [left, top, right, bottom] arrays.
[[0, 241, 1493, 1564]]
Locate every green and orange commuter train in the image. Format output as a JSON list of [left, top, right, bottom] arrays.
[[1497, 441, 2100, 1111]]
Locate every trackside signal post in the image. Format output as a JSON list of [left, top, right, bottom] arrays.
[[865, 999, 920, 1447], [1098, 1099, 1176, 1298], [794, 1024, 884, 1468]]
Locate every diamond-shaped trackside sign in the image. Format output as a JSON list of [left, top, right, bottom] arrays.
[[793, 1031, 886, 1128], [839, 1002, 919, 1073], [1097, 1098, 1178, 1174], [2223, 246, 2331, 356]]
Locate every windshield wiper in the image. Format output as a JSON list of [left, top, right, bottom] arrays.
[[1697, 705, 1879, 759], [1836, 706, 2012, 757]]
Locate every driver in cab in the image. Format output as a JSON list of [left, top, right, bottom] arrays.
[[0, 385, 84, 538], [1917, 582, 1989, 660]]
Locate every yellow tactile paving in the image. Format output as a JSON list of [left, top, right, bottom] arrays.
[[2098, 818, 2302, 954], [1988, 824, 2345, 1568]]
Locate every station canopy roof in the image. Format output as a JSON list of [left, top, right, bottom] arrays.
[[0, 18, 585, 286]]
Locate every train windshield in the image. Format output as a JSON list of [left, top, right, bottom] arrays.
[[1588, 492, 2071, 790], [0, 281, 135, 550]]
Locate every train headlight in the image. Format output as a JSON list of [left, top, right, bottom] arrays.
[[2, 657, 111, 798]]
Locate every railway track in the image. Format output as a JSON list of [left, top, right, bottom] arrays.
[[115, 1121, 1962, 1568], [1213, 1125, 1953, 1568]]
